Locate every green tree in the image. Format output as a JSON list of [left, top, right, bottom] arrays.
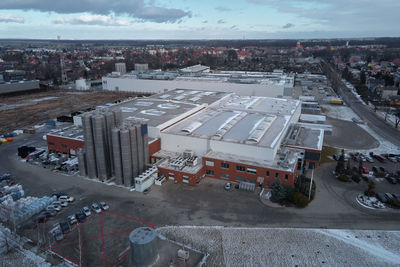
[[358, 160, 363, 176], [360, 71, 366, 85], [335, 149, 345, 174], [270, 178, 286, 203], [365, 181, 376, 197]]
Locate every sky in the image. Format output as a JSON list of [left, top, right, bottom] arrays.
[[0, 0, 399, 40]]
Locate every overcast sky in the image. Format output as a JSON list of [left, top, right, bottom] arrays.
[[0, 0, 399, 40]]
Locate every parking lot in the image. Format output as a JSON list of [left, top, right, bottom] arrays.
[[2, 130, 400, 265]]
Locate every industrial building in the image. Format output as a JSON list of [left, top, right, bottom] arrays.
[[46, 88, 324, 191], [102, 66, 294, 97]]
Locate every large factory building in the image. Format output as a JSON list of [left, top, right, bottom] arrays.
[[102, 67, 295, 98], [46, 88, 323, 191]]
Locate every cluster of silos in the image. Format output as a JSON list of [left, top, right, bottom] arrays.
[[79, 108, 122, 181], [78, 108, 149, 187], [111, 120, 149, 187]]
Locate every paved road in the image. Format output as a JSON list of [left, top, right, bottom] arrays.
[[1, 133, 400, 231], [327, 63, 400, 147]]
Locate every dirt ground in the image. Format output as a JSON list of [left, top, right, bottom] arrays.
[[0, 90, 135, 133]]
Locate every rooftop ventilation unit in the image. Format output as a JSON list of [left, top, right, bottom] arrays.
[[186, 156, 198, 167], [140, 109, 165, 116], [247, 116, 276, 143], [183, 150, 194, 158], [134, 101, 153, 107], [182, 121, 202, 134], [170, 157, 188, 170]]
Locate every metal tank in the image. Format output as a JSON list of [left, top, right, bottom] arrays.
[[113, 108, 122, 127], [120, 128, 132, 186], [111, 128, 123, 185], [92, 114, 108, 181], [129, 227, 158, 267], [135, 124, 145, 174], [82, 114, 97, 178], [77, 148, 87, 176], [129, 126, 139, 179], [104, 112, 115, 176], [142, 124, 149, 166]]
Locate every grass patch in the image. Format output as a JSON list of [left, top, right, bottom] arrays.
[[321, 146, 339, 164]]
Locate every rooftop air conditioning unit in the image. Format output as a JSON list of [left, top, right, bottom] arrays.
[[183, 150, 194, 158]]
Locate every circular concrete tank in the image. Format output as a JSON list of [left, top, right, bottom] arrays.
[[129, 227, 157, 267]]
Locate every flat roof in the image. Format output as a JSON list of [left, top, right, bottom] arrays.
[[285, 124, 324, 151], [163, 95, 300, 148], [85, 89, 230, 128], [47, 125, 84, 141]]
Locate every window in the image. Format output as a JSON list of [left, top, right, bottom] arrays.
[[236, 165, 245, 172], [168, 173, 174, 178], [236, 176, 245, 182], [285, 174, 289, 180], [49, 142, 55, 146], [205, 160, 214, 167], [220, 173, 229, 179], [247, 179, 256, 184], [275, 173, 279, 178], [206, 169, 214, 176], [221, 162, 230, 169], [61, 144, 67, 148], [266, 171, 270, 177], [247, 167, 257, 174]]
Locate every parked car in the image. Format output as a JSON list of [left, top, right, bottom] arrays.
[[75, 211, 86, 223], [49, 226, 64, 241], [99, 202, 109, 211], [379, 167, 386, 173], [67, 215, 77, 225], [59, 195, 74, 202], [388, 157, 397, 163], [385, 193, 394, 201], [224, 182, 231, 191], [53, 201, 67, 207], [47, 205, 61, 212], [82, 206, 91, 217], [42, 210, 57, 217], [59, 221, 70, 234], [376, 193, 387, 203], [362, 167, 369, 174], [91, 203, 101, 214], [392, 193, 400, 202], [143, 188, 151, 194], [366, 156, 374, 163], [372, 166, 379, 173], [51, 192, 66, 198], [332, 154, 339, 161]]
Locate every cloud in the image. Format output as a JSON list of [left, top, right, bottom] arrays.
[[0, 0, 191, 23], [230, 25, 238, 30], [217, 19, 226, 24], [53, 14, 130, 26], [0, 13, 24, 23], [282, 23, 294, 29], [215, 6, 232, 12], [202, 20, 208, 23], [245, 0, 400, 31]]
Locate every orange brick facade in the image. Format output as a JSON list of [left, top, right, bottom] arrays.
[[157, 166, 204, 186], [148, 138, 161, 163], [202, 157, 298, 188], [47, 135, 84, 155]]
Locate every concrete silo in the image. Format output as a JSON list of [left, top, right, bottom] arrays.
[[129, 227, 158, 267], [120, 128, 132, 186], [111, 128, 123, 185], [92, 114, 109, 181], [129, 126, 139, 179], [77, 148, 87, 176], [82, 114, 97, 178]]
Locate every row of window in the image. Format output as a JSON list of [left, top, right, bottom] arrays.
[[48, 142, 68, 149], [206, 160, 290, 180]]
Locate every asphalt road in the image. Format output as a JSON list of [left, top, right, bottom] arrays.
[[328, 64, 400, 147], [1, 132, 400, 231]]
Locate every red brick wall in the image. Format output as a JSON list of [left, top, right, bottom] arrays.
[[202, 157, 297, 188], [149, 139, 161, 158], [47, 135, 84, 155], [158, 165, 204, 186]]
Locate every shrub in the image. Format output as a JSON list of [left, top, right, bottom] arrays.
[[364, 181, 375, 197], [351, 174, 361, 183], [289, 190, 309, 208], [338, 174, 350, 182]]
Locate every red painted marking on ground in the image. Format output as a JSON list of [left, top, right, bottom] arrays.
[[103, 228, 136, 238], [114, 249, 131, 267], [104, 210, 156, 228], [99, 212, 107, 267]]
